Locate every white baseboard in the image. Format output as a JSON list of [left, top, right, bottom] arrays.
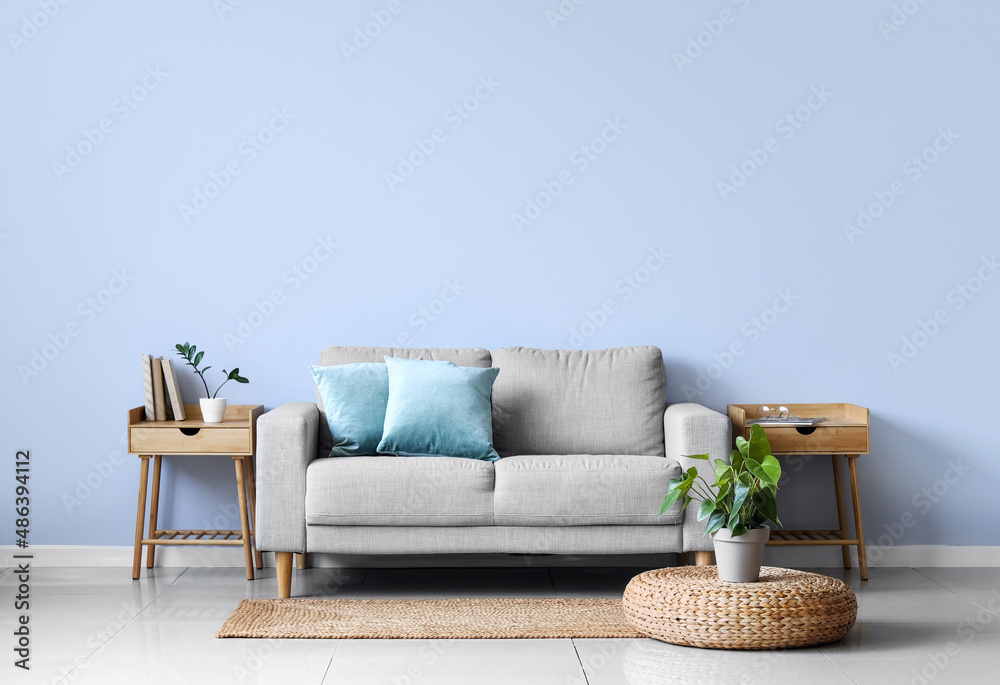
[[3, 545, 1000, 569], [762, 545, 1000, 568]]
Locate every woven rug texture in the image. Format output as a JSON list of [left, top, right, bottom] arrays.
[[217, 597, 643, 639]]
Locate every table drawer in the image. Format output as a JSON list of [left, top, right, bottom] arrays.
[[749, 426, 869, 454], [129, 427, 251, 454]]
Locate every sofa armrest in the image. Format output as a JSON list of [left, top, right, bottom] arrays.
[[255, 402, 319, 553], [664, 402, 732, 552]]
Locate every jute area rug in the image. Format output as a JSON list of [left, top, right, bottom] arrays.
[[217, 597, 643, 639]]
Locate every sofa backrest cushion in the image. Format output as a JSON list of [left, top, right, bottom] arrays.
[[491, 346, 666, 457], [314, 347, 492, 455]]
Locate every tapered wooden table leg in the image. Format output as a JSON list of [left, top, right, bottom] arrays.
[[234, 456, 254, 580], [831, 454, 851, 569], [244, 456, 263, 570], [847, 455, 868, 580], [132, 455, 151, 579], [146, 455, 162, 569]]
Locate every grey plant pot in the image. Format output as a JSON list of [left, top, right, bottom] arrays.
[[711, 525, 770, 582]]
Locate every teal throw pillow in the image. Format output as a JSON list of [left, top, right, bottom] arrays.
[[377, 356, 500, 461], [310, 363, 389, 457]]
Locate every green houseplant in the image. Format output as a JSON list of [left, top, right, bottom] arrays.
[[660, 423, 782, 581], [175, 342, 249, 423]]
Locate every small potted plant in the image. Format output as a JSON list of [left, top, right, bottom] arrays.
[[660, 424, 782, 582], [175, 342, 249, 423]]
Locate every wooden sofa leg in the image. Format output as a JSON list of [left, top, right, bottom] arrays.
[[276, 552, 293, 598], [695, 551, 715, 566]]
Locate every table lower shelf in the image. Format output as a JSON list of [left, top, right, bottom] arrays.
[[142, 529, 252, 546], [767, 529, 859, 546]]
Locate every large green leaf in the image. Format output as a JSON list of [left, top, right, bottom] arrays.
[[704, 511, 727, 536], [697, 498, 716, 522], [753, 489, 781, 526], [747, 456, 780, 486], [685, 453, 710, 461], [713, 459, 732, 482], [729, 480, 751, 525], [729, 448, 744, 475], [735, 436, 749, 459], [747, 424, 771, 463], [760, 455, 781, 483], [660, 473, 694, 514], [659, 489, 682, 514], [716, 480, 732, 503]]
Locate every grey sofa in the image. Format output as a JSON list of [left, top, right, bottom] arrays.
[[255, 345, 731, 597]]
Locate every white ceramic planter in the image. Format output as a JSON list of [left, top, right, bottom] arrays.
[[200, 397, 227, 423], [712, 525, 770, 582]]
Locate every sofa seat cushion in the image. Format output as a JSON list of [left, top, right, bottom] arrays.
[[305, 456, 494, 526], [494, 455, 683, 526]]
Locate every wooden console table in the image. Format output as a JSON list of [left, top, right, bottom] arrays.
[[127, 404, 263, 580], [727, 403, 870, 580]]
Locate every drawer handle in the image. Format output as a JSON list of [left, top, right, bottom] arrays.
[[795, 427, 817, 436], [179, 427, 202, 437]]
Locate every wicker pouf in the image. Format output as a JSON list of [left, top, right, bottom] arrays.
[[622, 566, 857, 650]]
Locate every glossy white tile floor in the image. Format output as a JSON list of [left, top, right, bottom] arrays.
[[2, 564, 999, 684]]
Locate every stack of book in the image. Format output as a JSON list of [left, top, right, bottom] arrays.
[[140, 354, 186, 421]]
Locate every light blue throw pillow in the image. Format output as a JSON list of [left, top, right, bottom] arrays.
[[310, 363, 389, 457], [377, 356, 500, 461]]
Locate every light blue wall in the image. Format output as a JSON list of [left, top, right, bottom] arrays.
[[2, 1, 996, 550]]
